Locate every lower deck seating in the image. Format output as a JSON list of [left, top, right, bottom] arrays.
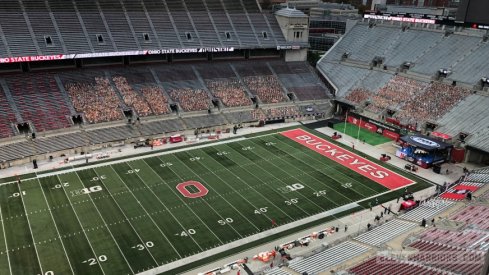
[[451, 205, 489, 230], [399, 199, 455, 223], [243, 75, 287, 104], [288, 241, 370, 274], [417, 228, 489, 251], [65, 76, 124, 123], [349, 256, 450, 275], [7, 73, 72, 132], [168, 88, 211, 112], [354, 219, 417, 246], [0, 86, 16, 138], [409, 240, 485, 274]]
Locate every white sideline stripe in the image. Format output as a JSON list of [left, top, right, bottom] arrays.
[[56, 175, 107, 275], [36, 138, 247, 179], [238, 138, 351, 208], [137, 202, 360, 275], [0, 204, 12, 275], [17, 184, 44, 274]]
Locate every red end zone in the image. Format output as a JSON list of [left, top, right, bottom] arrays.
[[281, 129, 415, 190]]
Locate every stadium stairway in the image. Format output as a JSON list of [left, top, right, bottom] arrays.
[[54, 75, 77, 115], [105, 71, 129, 110], [148, 68, 175, 105], [229, 63, 256, 101], [0, 79, 23, 122], [238, 0, 262, 48], [266, 62, 291, 101], [191, 65, 216, 104]]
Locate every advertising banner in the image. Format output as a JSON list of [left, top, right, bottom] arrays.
[[347, 113, 401, 141]]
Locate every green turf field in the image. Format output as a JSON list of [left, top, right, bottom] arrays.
[[334, 122, 392, 146], [0, 128, 428, 275]]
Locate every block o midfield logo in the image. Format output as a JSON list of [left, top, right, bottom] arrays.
[[176, 181, 209, 198]]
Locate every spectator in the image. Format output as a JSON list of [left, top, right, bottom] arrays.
[[66, 77, 124, 123], [395, 82, 470, 125], [206, 78, 252, 107], [365, 76, 427, 114], [346, 88, 371, 104], [113, 76, 153, 117], [139, 86, 171, 115], [243, 75, 287, 104], [168, 88, 210, 112]]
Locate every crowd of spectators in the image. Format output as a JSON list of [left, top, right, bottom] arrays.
[[139, 86, 171, 115], [243, 75, 287, 104], [366, 76, 426, 114], [168, 88, 210, 112], [66, 77, 123, 123], [395, 82, 470, 124], [345, 88, 372, 104], [113, 76, 153, 117], [206, 79, 252, 107]]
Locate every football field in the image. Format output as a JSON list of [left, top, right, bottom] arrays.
[[0, 128, 426, 274]]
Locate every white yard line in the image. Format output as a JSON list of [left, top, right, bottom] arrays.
[[88, 168, 159, 268], [17, 184, 44, 275], [169, 154, 260, 232], [236, 139, 350, 207], [170, 155, 246, 238], [223, 142, 331, 213], [71, 171, 137, 273], [0, 204, 12, 275], [130, 160, 205, 252], [37, 179, 75, 274], [268, 135, 378, 197], [148, 157, 225, 246], [55, 175, 107, 275], [109, 165, 183, 258], [191, 150, 295, 221], [193, 148, 281, 223]]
